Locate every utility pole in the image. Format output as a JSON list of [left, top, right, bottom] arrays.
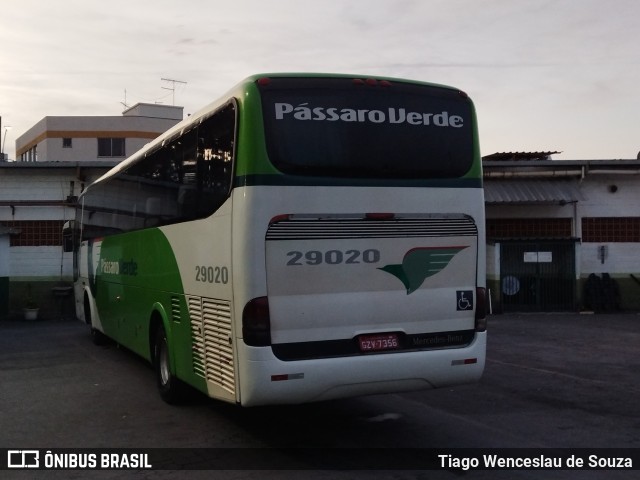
[[161, 78, 187, 106]]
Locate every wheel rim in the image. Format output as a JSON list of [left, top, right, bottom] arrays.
[[159, 338, 170, 385]]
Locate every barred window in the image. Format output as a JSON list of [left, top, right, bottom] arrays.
[[2, 221, 64, 246], [487, 218, 572, 239], [582, 217, 640, 242]]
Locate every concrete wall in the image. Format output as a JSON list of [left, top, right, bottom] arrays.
[[576, 174, 638, 220], [1, 168, 81, 207], [575, 174, 640, 310]]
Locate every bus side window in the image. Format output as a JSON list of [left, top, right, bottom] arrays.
[[102, 100, 237, 230], [195, 103, 235, 216]]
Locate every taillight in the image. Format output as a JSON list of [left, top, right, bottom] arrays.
[[475, 287, 487, 332], [242, 297, 271, 346], [269, 214, 291, 225]]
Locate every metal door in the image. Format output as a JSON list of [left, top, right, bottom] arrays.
[[500, 241, 576, 312]]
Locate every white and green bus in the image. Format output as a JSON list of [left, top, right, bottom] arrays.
[[71, 73, 487, 406]]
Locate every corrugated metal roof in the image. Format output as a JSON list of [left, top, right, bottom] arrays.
[[484, 179, 584, 204]]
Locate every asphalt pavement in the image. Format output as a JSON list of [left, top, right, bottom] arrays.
[[1, 311, 639, 480]]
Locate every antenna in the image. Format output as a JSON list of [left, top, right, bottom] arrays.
[[120, 89, 129, 110], [161, 78, 187, 106]]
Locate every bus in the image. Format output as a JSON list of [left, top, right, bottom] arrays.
[[70, 73, 486, 406]]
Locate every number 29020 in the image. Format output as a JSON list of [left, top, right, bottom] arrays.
[[195, 265, 229, 284], [286, 249, 381, 266]]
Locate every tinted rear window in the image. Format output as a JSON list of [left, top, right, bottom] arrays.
[[259, 77, 474, 179]]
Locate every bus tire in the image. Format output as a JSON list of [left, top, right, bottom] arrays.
[[90, 327, 108, 346], [153, 325, 185, 404]]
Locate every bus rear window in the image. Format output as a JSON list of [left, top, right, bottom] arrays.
[[259, 77, 474, 179]]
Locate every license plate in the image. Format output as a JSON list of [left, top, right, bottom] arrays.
[[358, 333, 400, 352]]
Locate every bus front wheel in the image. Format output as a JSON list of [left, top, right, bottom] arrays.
[[153, 325, 185, 404]]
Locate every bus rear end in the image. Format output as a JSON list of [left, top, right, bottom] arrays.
[[236, 75, 486, 406]]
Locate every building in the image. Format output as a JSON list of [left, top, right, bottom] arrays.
[[2, 144, 640, 318], [0, 161, 118, 318], [1, 104, 182, 319], [15, 103, 182, 163], [484, 152, 640, 312]]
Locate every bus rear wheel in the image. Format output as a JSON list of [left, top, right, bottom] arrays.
[[153, 325, 185, 404], [90, 327, 107, 346]]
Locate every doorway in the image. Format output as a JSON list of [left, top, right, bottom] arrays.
[[500, 240, 576, 312]]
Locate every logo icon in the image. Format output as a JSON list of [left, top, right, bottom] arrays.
[[8, 450, 39, 468], [379, 246, 468, 294], [457, 290, 474, 310]]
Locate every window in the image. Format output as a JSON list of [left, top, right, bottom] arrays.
[[259, 77, 474, 179], [98, 138, 125, 157], [582, 217, 640, 242], [487, 218, 572, 239], [2, 221, 64, 246], [82, 102, 236, 235], [21, 146, 37, 162], [63, 138, 72, 148]]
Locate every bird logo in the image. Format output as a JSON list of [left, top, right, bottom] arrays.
[[378, 246, 468, 294]]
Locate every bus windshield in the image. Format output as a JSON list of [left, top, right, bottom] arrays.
[[259, 77, 474, 179]]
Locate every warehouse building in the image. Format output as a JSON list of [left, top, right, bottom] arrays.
[[484, 152, 640, 312]]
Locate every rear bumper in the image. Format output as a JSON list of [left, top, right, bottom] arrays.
[[237, 331, 486, 406]]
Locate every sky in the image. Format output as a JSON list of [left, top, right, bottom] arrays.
[[1, 0, 639, 161]]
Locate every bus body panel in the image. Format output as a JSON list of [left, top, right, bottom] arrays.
[[266, 234, 477, 342], [77, 227, 212, 397], [159, 200, 237, 403], [229, 184, 484, 405]]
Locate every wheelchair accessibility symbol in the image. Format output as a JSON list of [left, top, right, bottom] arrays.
[[456, 290, 474, 311]]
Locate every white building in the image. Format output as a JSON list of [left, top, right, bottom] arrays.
[[483, 153, 640, 312], [15, 103, 182, 163], [1, 104, 182, 319], [0, 161, 117, 318]]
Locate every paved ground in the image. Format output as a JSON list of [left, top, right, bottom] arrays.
[[1, 312, 639, 479]]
